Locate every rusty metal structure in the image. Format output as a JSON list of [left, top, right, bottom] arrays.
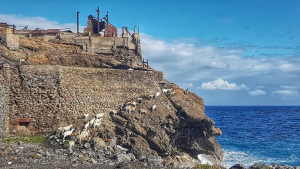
[[83, 7, 118, 37]]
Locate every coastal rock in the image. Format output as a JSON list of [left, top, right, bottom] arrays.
[[230, 164, 247, 169], [250, 163, 272, 169]]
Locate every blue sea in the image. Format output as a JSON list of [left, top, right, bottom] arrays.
[[205, 106, 300, 168]]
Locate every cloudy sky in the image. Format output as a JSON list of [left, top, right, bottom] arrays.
[[1, 0, 300, 105]]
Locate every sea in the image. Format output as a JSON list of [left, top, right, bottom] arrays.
[[204, 106, 300, 168]]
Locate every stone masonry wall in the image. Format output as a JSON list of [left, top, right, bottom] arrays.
[[0, 65, 163, 135], [0, 85, 8, 137], [0, 29, 19, 51]]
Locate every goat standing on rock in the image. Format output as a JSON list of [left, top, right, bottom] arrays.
[[58, 125, 73, 134], [63, 128, 75, 142]]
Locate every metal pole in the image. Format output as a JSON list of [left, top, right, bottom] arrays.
[[143, 58, 144, 68], [77, 11, 80, 34], [96, 7, 100, 34], [147, 59, 149, 68], [134, 26, 136, 34], [138, 26, 139, 34], [107, 11, 109, 25]]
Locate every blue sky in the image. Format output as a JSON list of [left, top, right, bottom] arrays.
[[1, 0, 300, 105]]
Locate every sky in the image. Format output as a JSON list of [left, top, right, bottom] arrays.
[[1, 0, 300, 105]]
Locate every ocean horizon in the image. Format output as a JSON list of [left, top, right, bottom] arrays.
[[205, 106, 300, 168]]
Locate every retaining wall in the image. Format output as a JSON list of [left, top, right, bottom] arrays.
[[0, 65, 163, 135]]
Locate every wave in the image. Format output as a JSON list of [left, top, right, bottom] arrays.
[[222, 149, 299, 168]]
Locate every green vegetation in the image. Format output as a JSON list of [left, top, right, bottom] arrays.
[[195, 164, 221, 169], [0, 135, 47, 144], [29, 153, 42, 159]]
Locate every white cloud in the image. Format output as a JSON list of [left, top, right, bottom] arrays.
[[201, 78, 247, 90], [272, 85, 299, 97], [272, 90, 298, 96], [249, 90, 266, 96], [140, 33, 300, 85], [0, 14, 84, 33], [279, 63, 299, 71]]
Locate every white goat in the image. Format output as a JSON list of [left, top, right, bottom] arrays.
[[151, 105, 157, 111], [155, 92, 161, 98], [58, 125, 73, 133], [83, 122, 90, 130], [93, 118, 102, 128], [96, 113, 104, 119], [78, 130, 90, 143], [89, 118, 95, 126], [63, 128, 75, 142], [162, 89, 172, 94]]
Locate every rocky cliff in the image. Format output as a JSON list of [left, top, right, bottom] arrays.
[[0, 37, 223, 166]]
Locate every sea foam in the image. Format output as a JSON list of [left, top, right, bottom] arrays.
[[197, 154, 213, 165]]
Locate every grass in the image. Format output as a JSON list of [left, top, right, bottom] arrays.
[[0, 135, 47, 144], [195, 164, 221, 169]]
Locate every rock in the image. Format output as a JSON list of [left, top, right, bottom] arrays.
[[113, 154, 131, 163], [108, 138, 116, 148], [129, 148, 141, 159], [230, 164, 247, 169], [144, 156, 163, 167], [8, 161, 12, 165], [249, 163, 272, 169], [91, 137, 106, 149], [84, 142, 91, 149], [17, 141, 23, 145], [127, 153, 136, 161]]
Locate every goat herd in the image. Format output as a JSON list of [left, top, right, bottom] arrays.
[[54, 88, 175, 150]]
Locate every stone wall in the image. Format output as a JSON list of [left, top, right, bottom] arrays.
[[0, 28, 19, 51], [59, 33, 142, 63], [0, 65, 163, 135], [0, 85, 8, 137]]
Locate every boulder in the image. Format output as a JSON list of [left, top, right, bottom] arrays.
[[108, 139, 116, 148], [249, 163, 271, 169], [230, 164, 247, 169], [113, 154, 131, 163], [91, 137, 106, 149]]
